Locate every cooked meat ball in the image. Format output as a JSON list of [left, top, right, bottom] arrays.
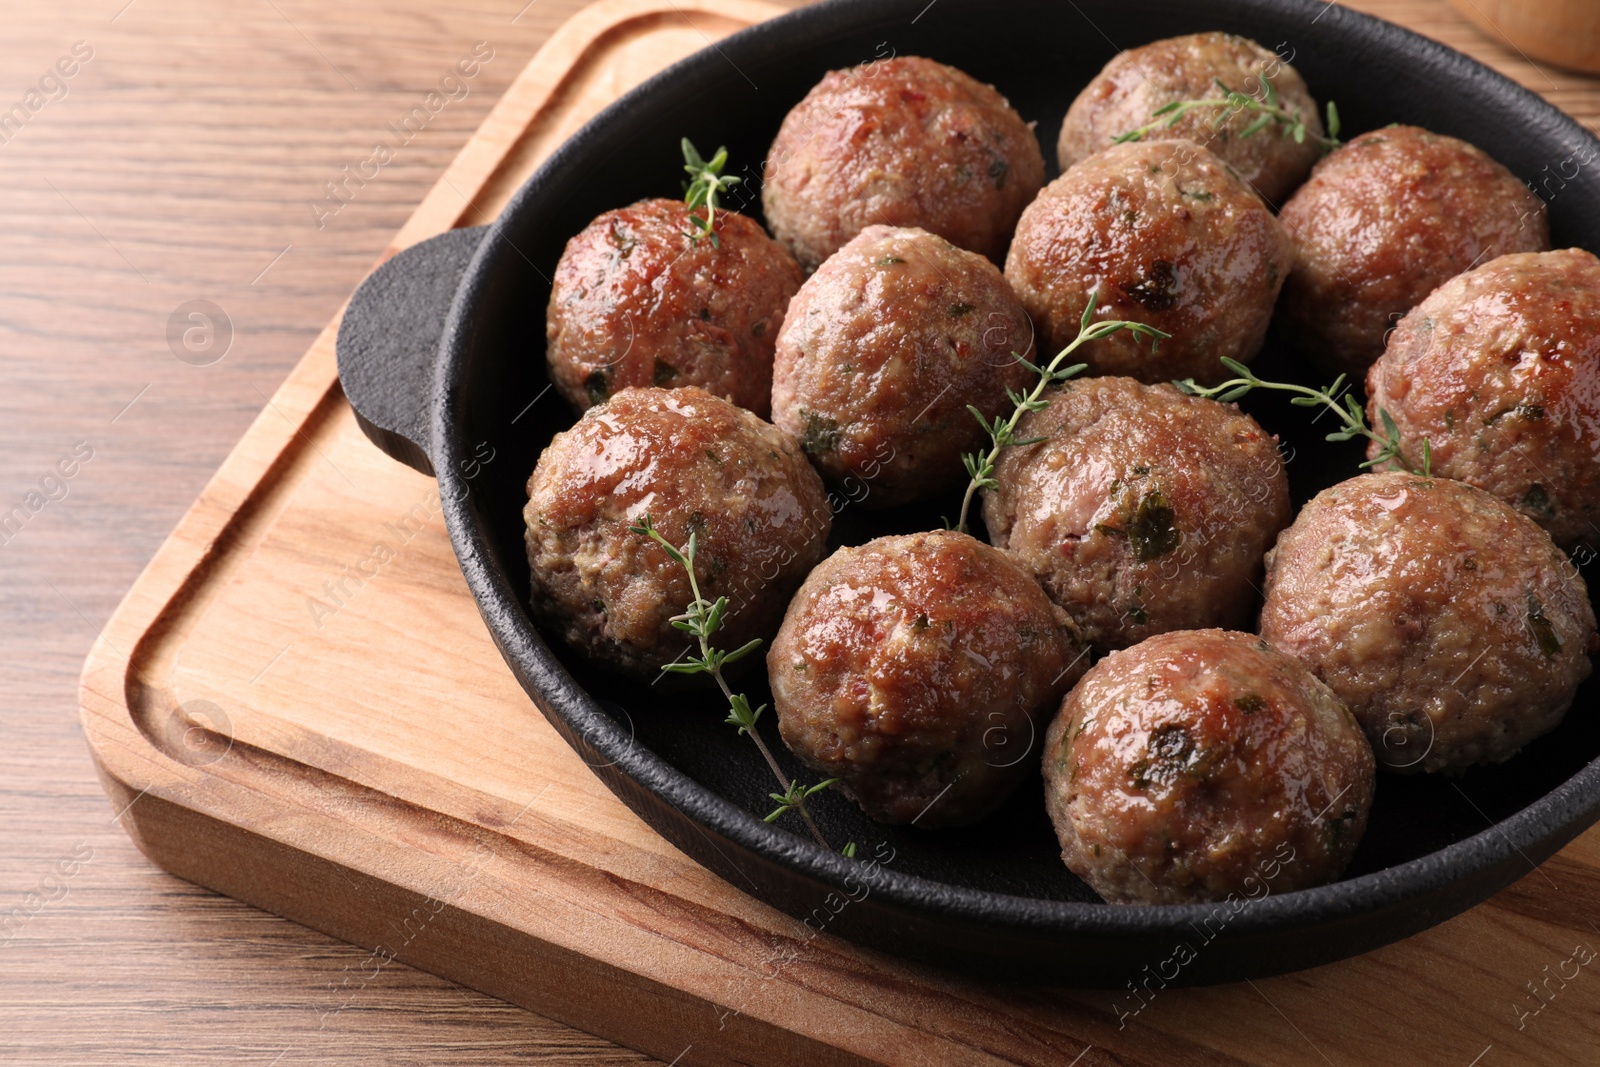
[[762, 56, 1045, 271], [1277, 126, 1550, 377], [1004, 140, 1289, 385], [1057, 32, 1323, 205], [524, 386, 830, 680], [545, 198, 804, 416], [983, 377, 1289, 652], [770, 530, 1088, 828], [1043, 629, 1375, 905], [1260, 473, 1596, 774], [771, 225, 1035, 508], [1367, 249, 1600, 549]]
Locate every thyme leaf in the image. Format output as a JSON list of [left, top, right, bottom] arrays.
[[1173, 358, 1432, 476], [954, 290, 1169, 534], [1113, 78, 1342, 154], [631, 514, 846, 853], [680, 138, 742, 248]]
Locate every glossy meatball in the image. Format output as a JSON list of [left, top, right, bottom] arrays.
[[545, 198, 804, 416], [1043, 629, 1375, 905], [770, 531, 1088, 828], [1260, 473, 1596, 774], [1277, 126, 1549, 378], [1005, 140, 1289, 385], [771, 225, 1035, 509], [524, 387, 830, 680], [984, 377, 1289, 651], [762, 56, 1046, 271], [1057, 32, 1323, 205], [1367, 249, 1600, 550]]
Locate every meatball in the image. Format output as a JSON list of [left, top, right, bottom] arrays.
[[771, 225, 1035, 509], [1260, 473, 1596, 774], [524, 386, 830, 680], [1004, 140, 1289, 385], [983, 377, 1290, 652], [1043, 629, 1375, 905], [1277, 126, 1549, 378], [545, 198, 804, 416], [762, 56, 1046, 271], [1057, 32, 1323, 206], [1367, 249, 1600, 550], [770, 530, 1088, 827]]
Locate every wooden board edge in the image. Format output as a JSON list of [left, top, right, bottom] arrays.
[[75, 0, 784, 826], [64, 3, 946, 1064], [391, 0, 786, 252], [95, 759, 878, 1067]]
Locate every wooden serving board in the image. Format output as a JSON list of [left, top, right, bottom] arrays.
[[78, 1, 1600, 1064]]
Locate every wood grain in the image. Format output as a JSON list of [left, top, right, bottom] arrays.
[[5, 2, 1600, 1065], [1446, 0, 1600, 76]]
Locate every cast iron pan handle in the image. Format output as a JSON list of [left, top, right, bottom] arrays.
[[336, 225, 489, 476]]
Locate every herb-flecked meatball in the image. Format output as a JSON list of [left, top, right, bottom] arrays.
[[524, 387, 830, 680], [1005, 140, 1289, 385], [1260, 473, 1596, 774], [1057, 32, 1324, 205], [545, 198, 804, 415], [1277, 126, 1549, 378], [983, 377, 1290, 651], [770, 531, 1088, 828], [771, 225, 1035, 509], [762, 56, 1046, 271], [1367, 249, 1600, 549], [1043, 629, 1375, 905]]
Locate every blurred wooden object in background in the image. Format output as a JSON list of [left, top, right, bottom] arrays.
[[1449, 0, 1600, 74]]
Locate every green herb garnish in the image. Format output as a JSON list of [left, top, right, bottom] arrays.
[[630, 514, 847, 852], [955, 291, 1169, 533], [1113, 76, 1341, 153], [681, 138, 742, 247], [1174, 357, 1431, 476], [1527, 594, 1563, 659]]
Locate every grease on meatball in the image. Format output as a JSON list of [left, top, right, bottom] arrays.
[[1057, 32, 1324, 205], [984, 377, 1290, 651], [1367, 249, 1600, 549], [762, 56, 1046, 271], [1260, 472, 1596, 774], [524, 387, 830, 680], [1005, 140, 1289, 385], [1277, 126, 1549, 378], [772, 225, 1036, 508], [1043, 629, 1375, 905], [770, 531, 1088, 828], [545, 198, 804, 415]]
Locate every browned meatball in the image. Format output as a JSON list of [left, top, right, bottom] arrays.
[[1043, 629, 1375, 905], [524, 387, 830, 680], [545, 198, 804, 416], [1277, 126, 1550, 378], [762, 56, 1045, 271], [1260, 473, 1596, 774], [1057, 33, 1323, 206], [770, 531, 1087, 827], [771, 225, 1035, 508], [1005, 140, 1289, 385], [1367, 249, 1600, 549], [984, 377, 1289, 652]]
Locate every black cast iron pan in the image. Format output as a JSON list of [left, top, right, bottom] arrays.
[[334, 0, 1600, 985]]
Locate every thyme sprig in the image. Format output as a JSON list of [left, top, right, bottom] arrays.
[[1174, 357, 1432, 475], [956, 291, 1169, 534], [681, 138, 742, 247], [630, 514, 844, 852], [1113, 76, 1342, 153]]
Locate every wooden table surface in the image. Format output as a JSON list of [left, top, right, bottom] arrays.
[[2, 1, 1596, 1063]]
